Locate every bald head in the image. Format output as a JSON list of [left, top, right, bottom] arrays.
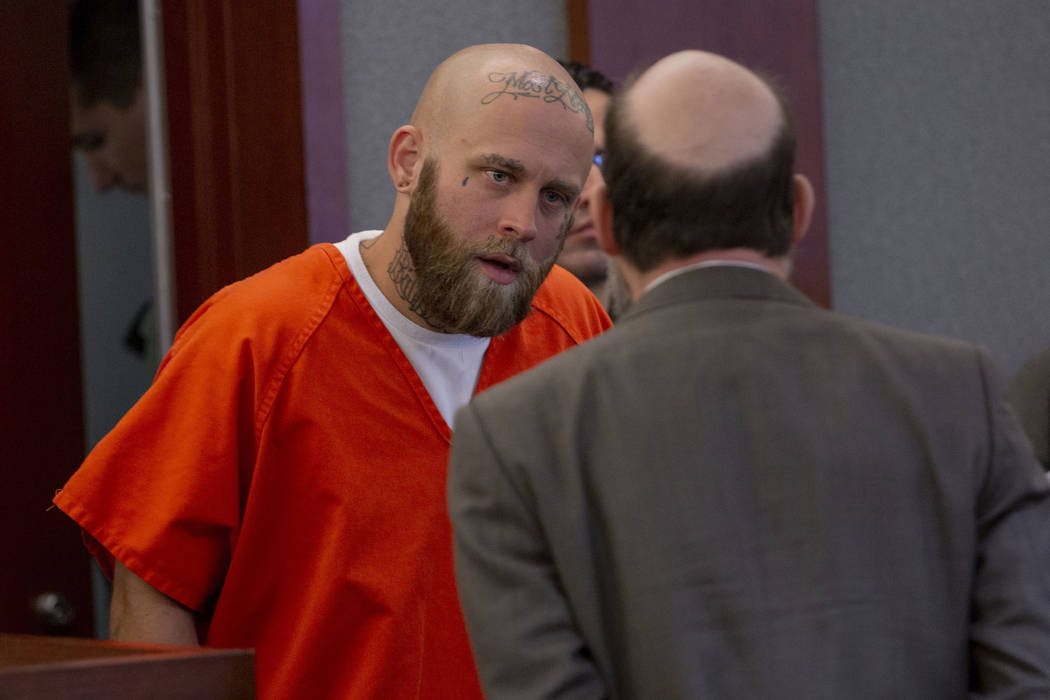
[[410, 43, 593, 153], [623, 50, 784, 175], [601, 50, 808, 272]]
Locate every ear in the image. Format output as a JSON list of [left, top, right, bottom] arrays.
[[593, 183, 621, 256], [388, 125, 423, 193], [791, 174, 815, 246]]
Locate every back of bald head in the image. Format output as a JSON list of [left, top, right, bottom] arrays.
[[626, 50, 785, 177], [409, 43, 594, 152], [603, 50, 798, 270]]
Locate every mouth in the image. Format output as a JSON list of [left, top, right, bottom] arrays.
[[477, 254, 522, 285]]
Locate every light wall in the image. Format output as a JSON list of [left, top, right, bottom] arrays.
[[820, 0, 1050, 376], [73, 155, 155, 452], [338, 0, 569, 234], [74, 154, 152, 640]]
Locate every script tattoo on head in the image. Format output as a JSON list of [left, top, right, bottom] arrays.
[[482, 70, 594, 134]]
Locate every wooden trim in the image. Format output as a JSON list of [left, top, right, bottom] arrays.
[[0, 634, 254, 698], [163, 1, 309, 324], [0, 1, 92, 638], [567, 0, 591, 64]]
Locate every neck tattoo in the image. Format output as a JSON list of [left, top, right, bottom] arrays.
[[388, 239, 440, 329]]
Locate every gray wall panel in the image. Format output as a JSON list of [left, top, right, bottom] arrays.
[[820, 1, 1050, 375], [340, 1, 568, 233], [73, 154, 155, 450]]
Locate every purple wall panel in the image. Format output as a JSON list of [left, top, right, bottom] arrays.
[[588, 0, 830, 306], [298, 0, 350, 244]]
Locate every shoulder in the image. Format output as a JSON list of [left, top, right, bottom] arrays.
[[828, 310, 988, 366], [476, 310, 617, 421], [523, 264, 612, 344], [1011, 346, 1050, 389], [152, 245, 352, 409], [169, 244, 348, 357], [475, 266, 610, 391]]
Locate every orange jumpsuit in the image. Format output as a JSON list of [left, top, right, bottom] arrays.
[[54, 243, 611, 699]]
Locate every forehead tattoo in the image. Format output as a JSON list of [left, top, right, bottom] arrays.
[[481, 69, 594, 134]]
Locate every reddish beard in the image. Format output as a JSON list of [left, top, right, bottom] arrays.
[[402, 158, 562, 337]]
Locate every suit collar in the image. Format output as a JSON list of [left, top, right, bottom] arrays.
[[619, 264, 816, 322]]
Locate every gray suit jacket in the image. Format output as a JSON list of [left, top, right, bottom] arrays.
[[1008, 347, 1050, 468], [448, 266, 1050, 700]]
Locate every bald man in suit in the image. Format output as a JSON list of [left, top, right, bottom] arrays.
[[447, 50, 1050, 699]]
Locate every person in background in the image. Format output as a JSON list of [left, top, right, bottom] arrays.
[[70, 0, 156, 365], [448, 49, 1050, 699], [558, 59, 631, 319], [70, 0, 147, 194], [54, 43, 610, 699]]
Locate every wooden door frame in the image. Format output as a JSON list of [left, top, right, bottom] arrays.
[[162, 1, 309, 325], [0, 1, 93, 637], [0, 0, 312, 637]]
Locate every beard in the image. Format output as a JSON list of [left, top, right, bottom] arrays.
[[401, 158, 563, 337]]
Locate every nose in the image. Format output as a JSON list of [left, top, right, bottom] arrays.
[[499, 191, 538, 243]]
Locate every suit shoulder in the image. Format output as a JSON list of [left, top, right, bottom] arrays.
[[525, 265, 612, 343], [830, 310, 987, 361], [803, 310, 1007, 406], [477, 317, 614, 415]]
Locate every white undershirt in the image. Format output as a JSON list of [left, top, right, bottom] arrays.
[[335, 230, 490, 429]]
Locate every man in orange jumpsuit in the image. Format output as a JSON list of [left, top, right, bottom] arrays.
[[54, 43, 610, 699]]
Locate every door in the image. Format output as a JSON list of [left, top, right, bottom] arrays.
[[1, 0, 309, 637], [1, 1, 94, 637]]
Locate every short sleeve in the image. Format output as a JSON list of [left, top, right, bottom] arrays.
[[53, 294, 261, 612]]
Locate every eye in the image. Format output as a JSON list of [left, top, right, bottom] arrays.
[[542, 190, 569, 206], [486, 170, 510, 184]]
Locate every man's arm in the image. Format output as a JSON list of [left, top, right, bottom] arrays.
[[1006, 349, 1050, 467], [448, 401, 606, 700], [110, 561, 199, 645], [969, 352, 1050, 696]]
